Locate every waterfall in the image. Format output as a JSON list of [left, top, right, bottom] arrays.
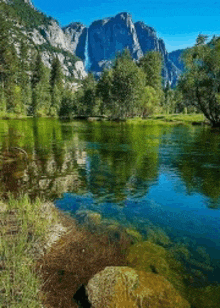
[[84, 29, 91, 72]]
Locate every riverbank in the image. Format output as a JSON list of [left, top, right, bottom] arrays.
[[0, 113, 208, 126], [127, 113, 209, 126], [0, 196, 129, 308], [0, 196, 66, 307], [1, 196, 220, 307]]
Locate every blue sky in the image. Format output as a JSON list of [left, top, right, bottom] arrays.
[[32, 0, 220, 52]]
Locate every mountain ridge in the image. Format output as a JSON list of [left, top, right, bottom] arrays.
[[1, 0, 184, 84]]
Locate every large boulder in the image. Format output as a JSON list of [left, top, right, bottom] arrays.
[[86, 266, 190, 308]]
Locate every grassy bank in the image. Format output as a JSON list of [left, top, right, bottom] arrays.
[[0, 196, 128, 308], [0, 195, 63, 308], [127, 114, 208, 126]]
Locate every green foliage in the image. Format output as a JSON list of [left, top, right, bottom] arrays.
[[96, 69, 113, 115], [179, 35, 220, 127], [162, 83, 176, 114], [81, 73, 97, 115], [32, 54, 51, 116], [141, 86, 161, 117], [0, 195, 59, 307], [111, 49, 145, 118], [8, 0, 56, 29], [139, 51, 163, 91], [49, 57, 64, 116], [59, 86, 76, 117]]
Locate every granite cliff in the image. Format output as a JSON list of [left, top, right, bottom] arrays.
[[1, 0, 87, 79], [64, 12, 181, 85], [2, 0, 183, 84]]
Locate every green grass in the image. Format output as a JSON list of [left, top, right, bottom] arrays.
[[0, 112, 30, 120], [149, 113, 206, 123], [126, 114, 207, 126], [0, 195, 59, 307]]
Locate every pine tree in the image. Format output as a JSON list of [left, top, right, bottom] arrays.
[[19, 39, 32, 114], [49, 56, 63, 116], [31, 53, 51, 116], [96, 69, 113, 115], [0, 14, 21, 114], [81, 73, 97, 116]]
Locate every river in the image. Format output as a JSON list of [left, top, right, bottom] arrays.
[[1, 118, 220, 306]]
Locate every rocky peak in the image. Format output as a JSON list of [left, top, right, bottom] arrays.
[[88, 12, 143, 71], [135, 21, 160, 53], [62, 22, 85, 32]]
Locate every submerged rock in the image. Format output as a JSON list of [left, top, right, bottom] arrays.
[[126, 241, 188, 297], [86, 266, 190, 307], [125, 228, 143, 244], [126, 241, 169, 275]]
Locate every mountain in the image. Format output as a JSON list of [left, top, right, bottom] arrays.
[[64, 12, 181, 86], [169, 49, 186, 71], [1, 1, 183, 85]]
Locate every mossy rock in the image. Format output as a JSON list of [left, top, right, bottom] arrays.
[[75, 210, 102, 228], [125, 228, 143, 243], [106, 223, 124, 241], [86, 266, 190, 308], [126, 241, 187, 297], [126, 241, 169, 275]]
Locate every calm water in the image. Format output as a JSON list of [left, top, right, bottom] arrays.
[[1, 118, 220, 290]]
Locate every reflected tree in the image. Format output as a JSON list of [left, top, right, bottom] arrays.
[[175, 128, 220, 208]]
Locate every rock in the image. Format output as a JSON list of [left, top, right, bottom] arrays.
[[86, 266, 190, 308], [126, 241, 188, 297], [75, 210, 102, 229], [73, 61, 88, 79], [88, 12, 143, 71], [71, 12, 181, 85], [38, 21, 74, 53], [62, 22, 86, 57], [126, 241, 169, 275], [169, 49, 185, 71], [4, 1, 182, 84]]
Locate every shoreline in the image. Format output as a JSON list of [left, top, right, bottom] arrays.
[[0, 113, 210, 127], [2, 197, 220, 307]]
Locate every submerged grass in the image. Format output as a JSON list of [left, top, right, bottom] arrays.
[[0, 195, 59, 308]]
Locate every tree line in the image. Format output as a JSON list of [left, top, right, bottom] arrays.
[[1, 6, 220, 126]]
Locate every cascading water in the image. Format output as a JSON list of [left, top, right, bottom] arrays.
[[84, 29, 91, 72]]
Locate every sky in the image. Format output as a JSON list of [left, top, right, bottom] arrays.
[[32, 0, 220, 52]]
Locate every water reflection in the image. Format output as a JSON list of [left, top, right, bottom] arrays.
[[1, 119, 220, 307], [174, 128, 220, 208], [0, 119, 162, 202], [0, 120, 220, 208]]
